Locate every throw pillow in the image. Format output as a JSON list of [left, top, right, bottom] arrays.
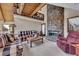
[[0, 36, 6, 48], [6, 34, 15, 43]]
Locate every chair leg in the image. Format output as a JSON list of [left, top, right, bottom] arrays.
[[42, 38, 43, 43], [27, 40, 29, 43], [30, 41, 32, 48]]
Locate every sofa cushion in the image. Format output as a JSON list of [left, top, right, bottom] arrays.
[[67, 32, 79, 44], [68, 32, 79, 38]]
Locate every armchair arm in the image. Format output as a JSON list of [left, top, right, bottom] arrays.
[[71, 42, 79, 44], [58, 34, 67, 41]]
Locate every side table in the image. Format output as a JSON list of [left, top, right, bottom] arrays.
[[16, 45, 23, 56]]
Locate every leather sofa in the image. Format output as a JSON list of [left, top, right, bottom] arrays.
[[0, 33, 23, 56], [18, 31, 40, 42], [0, 33, 16, 48], [57, 31, 79, 55]]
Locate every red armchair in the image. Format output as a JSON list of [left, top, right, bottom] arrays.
[[57, 31, 79, 55], [57, 34, 69, 53]]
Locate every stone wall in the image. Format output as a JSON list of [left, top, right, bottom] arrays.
[[47, 4, 64, 35]]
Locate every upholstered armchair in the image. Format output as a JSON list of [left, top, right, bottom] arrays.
[[57, 34, 69, 53], [57, 31, 79, 55]]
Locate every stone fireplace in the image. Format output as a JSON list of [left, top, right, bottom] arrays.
[[47, 4, 64, 41]]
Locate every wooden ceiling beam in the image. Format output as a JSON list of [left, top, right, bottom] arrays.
[[30, 3, 46, 16], [21, 3, 40, 16], [18, 3, 24, 14]]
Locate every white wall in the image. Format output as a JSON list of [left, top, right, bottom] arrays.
[[14, 15, 44, 34], [14, 5, 47, 35], [44, 5, 47, 36], [64, 8, 79, 37], [38, 5, 47, 36]]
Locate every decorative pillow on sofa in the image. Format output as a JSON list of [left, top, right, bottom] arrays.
[[0, 35, 6, 48], [34, 33, 39, 38], [0, 38, 4, 48], [34, 34, 37, 37], [6, 34, 15, 43]]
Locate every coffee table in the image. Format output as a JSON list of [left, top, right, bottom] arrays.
[[27, 36, 43, 47]]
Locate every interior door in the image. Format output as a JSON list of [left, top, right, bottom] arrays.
[[41, 23, 46, 36]]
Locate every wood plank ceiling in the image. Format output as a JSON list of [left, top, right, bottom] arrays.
[[21, 3, 40, 17], [0, 3, 14, 22], [0, 3, 45, 22]]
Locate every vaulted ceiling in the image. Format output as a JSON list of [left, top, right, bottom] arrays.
[[0, 3, 46, 22], [1, 3, 79, 23], [13, 3, 45, 17]]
